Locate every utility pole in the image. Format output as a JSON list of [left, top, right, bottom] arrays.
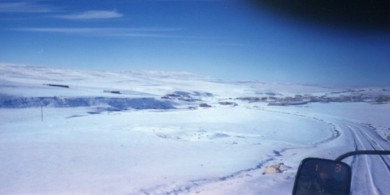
[[41, 105, 43, 122]]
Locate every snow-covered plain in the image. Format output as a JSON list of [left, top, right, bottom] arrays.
[[0, 63, 389, 194]]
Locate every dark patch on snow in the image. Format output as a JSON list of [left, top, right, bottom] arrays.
[[199, 103, 211, 108], [0, 95, 175, 110], [273, 150, 282, 156], [208, 133, 230, 139], [237, 93, 390, 106], [156, 134, 168, 139], [66, 114, 84, 119], [161, 91, 213, 102], [103, 90, 121, 94], [218, 101, 238, 106], [44, 83, 69, 88], [265, 92, 279, 96]]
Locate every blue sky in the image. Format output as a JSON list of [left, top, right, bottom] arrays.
[[0, 0, 389, 87]]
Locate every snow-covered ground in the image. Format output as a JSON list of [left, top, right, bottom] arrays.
[[0, 63, 389, 194]]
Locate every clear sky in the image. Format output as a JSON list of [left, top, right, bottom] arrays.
[[1, 0, 389, 87]]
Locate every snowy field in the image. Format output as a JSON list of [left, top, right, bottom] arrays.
[[1, 64, 389, 194]]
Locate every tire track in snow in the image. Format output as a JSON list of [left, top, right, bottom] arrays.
[[139, 108, 341, 195], [262, 108, 390, 194], [357, 125, 390, 172], [140, 110, 389, 195], [353, 124, 390, 169], [258, 108, 390, 195], [345, 124, 390, 195], [345, 125, 381, 195]]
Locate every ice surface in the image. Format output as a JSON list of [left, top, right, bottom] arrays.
[[0, 63, 389, 194]]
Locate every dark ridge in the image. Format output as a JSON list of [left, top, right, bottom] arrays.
[[0, 95, 175, 110]]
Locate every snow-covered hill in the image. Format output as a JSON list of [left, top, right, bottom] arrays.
[[0, 63, 389, 194], [1, 63, 389, 110]]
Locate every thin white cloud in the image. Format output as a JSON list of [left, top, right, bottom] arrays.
[[14, 27, 183, 38], [0, 2, 55, 13], [16, 27, 102, 33], [56, 10, 123, 20]]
